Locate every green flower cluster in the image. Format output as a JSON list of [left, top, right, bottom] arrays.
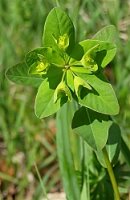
[[6, 7, 119, 119]]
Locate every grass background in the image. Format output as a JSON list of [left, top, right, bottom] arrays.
[[0, 0, 130, 199]]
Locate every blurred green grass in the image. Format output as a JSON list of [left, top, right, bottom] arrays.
[[0, 0, 130, 199]]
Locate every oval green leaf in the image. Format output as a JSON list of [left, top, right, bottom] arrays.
[[6, 62, 43, 87], [43, 7, 75, 54], [72, 107, 112, 150], [75, 73, 119, 115], [35, 79, 62, 118]]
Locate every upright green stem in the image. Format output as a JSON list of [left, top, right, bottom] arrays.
[[55, 0, 60, 7], [102, 147, 120, 200]]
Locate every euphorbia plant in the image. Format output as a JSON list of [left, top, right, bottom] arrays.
[[6, 7, 121, 200]]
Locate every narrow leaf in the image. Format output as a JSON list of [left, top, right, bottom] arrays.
[[56, 102, 81, 200], [66, 69, 74, 91]]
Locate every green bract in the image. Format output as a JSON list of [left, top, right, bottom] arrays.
[[74, 76, 92, 96], [6, 7, 119, 118], [54, 81, 72, 103]]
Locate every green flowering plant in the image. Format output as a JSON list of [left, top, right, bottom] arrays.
[[6, 7, 121, 200], [7, 7, 119, 119]]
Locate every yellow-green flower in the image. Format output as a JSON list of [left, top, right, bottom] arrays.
[[29, 60, 49, 75], [54, 81, 72, 103], [81, 54, 98, 72], [53, 34, 69, 50], [74, 76, 92, 96]]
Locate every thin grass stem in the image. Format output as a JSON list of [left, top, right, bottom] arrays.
[[34, 163, 49, 200]]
